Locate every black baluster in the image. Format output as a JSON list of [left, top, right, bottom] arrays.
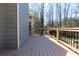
[[60, 31, 62, 41], [67, 31, 69, 43], [65, 31, 67, 43], [66, 31, 68, 43], [61, 31, 63, 41], [55, 30, 56, 37], [70, 32, 72, 46], [76, 32, 78, 49], [73, 32, 75, 48], [69, 31, 71, 44]]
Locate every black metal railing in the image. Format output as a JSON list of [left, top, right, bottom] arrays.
[[60, 31, 79, 49]]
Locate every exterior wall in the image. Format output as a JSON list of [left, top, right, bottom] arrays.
[[19, 3, 29, 47], [0, 4, 5, 49], [0, 3, 29, 49], [4, 4, 17, 48], [0, 4, 17, 49]]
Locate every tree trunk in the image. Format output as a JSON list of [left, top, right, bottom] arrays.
[[40, 3, 44, 35]]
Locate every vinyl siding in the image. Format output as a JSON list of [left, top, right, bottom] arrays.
[[0, 3, 29, 49], [19, 3, 29, 47], [0, 4, 17, 48]]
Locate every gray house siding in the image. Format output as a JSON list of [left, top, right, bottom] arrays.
[[0, 4, 5, 49], [0, 3, 29, 49], [3, 4, 17, 48], [19, 3, 29, 47], [0, 4, 17, 49]]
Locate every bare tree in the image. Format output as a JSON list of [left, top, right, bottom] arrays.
[[40, 3, 44, 35], [66, 3, 70, 20], [40, 3, 44, 28], [59, 3, 61, 27], [46, 3, 54, 27], [50, 4, 54, 27], [56, 3, 61, 27], [63, 3, 70, 27]]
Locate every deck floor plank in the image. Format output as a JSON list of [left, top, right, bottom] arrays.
[[0, 35, 78, 56]]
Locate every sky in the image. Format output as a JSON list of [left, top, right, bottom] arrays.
[[29, 3, 79, 25]]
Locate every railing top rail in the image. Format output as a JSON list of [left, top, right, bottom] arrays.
[[59, 29, 79, 32], [33, 27, 79, 32]]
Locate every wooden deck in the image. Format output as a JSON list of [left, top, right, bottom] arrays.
[[0, 35, 78, 56]]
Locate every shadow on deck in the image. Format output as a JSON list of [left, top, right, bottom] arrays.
[[0, 35, 78, 56]]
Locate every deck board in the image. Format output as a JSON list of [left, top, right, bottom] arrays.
[[0, 35, 78, 56]]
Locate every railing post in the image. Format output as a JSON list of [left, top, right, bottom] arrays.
[[57, 29, 60, 41], [47, 29, 49, 35]]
